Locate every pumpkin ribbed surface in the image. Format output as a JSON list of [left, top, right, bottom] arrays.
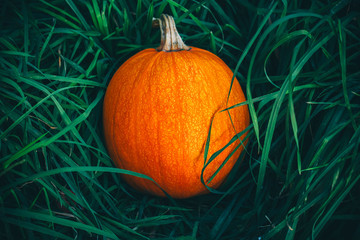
[[103, 47, 249, 198], [103, 14, 249, 198]]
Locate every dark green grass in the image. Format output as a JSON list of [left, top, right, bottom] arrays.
[[1, 0, 360, 239]]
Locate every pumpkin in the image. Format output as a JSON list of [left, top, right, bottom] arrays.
[[103, 14, 249, 199]]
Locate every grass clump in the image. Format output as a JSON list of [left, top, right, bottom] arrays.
[[1, 0, 359, 239]]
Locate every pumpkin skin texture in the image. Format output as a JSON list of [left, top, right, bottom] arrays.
[[103, 15, 249, 199]]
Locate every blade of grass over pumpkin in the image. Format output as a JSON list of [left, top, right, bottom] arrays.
[[203, 128, 250, 189]]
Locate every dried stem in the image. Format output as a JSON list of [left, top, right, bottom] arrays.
[[153, 14, 190, 52]]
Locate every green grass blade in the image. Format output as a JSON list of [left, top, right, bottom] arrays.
[[255, 32, 335, 204]]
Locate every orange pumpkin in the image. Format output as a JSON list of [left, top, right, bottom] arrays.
[[103, 14, 249, 198]]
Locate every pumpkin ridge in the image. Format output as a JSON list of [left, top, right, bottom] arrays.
[[171, 53, 184, 190], [110, 51, 163, 193], [138, 51, 168, 193]]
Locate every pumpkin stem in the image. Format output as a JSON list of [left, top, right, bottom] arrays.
[[153, 14, 191, 52]]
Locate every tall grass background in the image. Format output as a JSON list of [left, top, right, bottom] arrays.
[[1, 0, 359, 239]]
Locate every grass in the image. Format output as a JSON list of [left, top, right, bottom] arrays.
[[1, 0, 359, 239]]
